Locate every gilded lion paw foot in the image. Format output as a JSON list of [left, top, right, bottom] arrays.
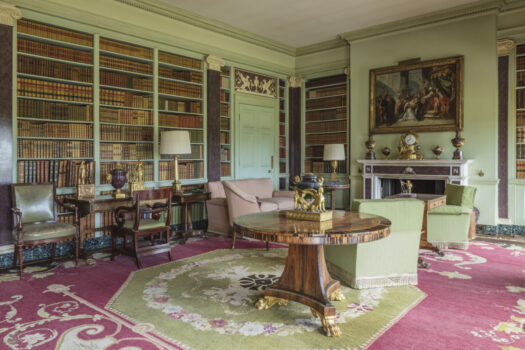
[[255, 296, 288, 310], [328, 288, 345, 301]]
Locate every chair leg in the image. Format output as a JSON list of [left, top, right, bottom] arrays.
[[18, 247, 23, 278], [111, 234, 117, 261], [50, 243, 56, 263], [266, 241, 269, 251], [231, 231, 236, 249], [134, 234, 142, 269], [167, 229, 173, 262], [13, 245, 18, 269], [75, 236, 79, 267]]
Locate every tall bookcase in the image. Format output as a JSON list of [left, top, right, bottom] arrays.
[[220, 67, 232, 178], [98, 38, 154, 184], [279, 78, 288, 190], [157, 51, 205, 182], [16, 19, 95, 188], [304, 74, 348, 177], [517, 44, 525, 178]]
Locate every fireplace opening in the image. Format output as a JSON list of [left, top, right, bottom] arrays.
[[380, 178, 445, 198]]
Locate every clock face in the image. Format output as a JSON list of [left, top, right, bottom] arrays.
[[404, 134, 417, 145]]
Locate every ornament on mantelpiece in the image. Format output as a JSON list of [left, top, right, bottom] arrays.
[[382, 147, 391, 160], [365, 135, 376, 160], [432, 146, 444, 160], [451, 131, 465, 160]]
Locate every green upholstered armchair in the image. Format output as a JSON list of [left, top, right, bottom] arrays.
[[11, 183, 80, 277], [324, 198, 425, 289], [427, 184, 477, 250]]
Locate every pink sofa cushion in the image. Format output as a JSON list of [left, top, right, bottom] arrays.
[[228, 178, 274, 200], [205, 181, 226, 199], [207, 197, 227, 208], [259, 197, 294, 210], [258, 199, 279, 211]]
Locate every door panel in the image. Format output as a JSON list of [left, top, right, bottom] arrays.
[[238, 102, 276, 180]]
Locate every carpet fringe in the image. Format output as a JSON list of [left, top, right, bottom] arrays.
[[427, 241, 469, 250]]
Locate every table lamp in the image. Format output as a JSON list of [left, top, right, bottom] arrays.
[[160, 130, 191, 194], [323, 144, 345, 183]]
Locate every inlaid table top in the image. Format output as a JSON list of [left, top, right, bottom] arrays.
[[233, 210, 391, 246]]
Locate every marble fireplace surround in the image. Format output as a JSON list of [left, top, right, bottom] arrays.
[[357, 159, 472, 199]]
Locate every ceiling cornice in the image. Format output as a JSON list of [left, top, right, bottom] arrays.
[[295, 38, 348, 57], [340, 0, 504, 43], [116, 0, 296, 56]]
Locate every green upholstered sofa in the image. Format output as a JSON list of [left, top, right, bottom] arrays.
[[324, 198, 425, 289], [427, 184, 477, 250]]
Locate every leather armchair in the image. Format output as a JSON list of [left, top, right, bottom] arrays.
[[427, 184, 477, 250], [11, 183, 80, 277]]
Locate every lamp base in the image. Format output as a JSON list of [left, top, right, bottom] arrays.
[[330, 160, 338, 183], [172, 181, 183, 195]]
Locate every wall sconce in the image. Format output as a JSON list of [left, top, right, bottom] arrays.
[[477, 169, 485, 177]]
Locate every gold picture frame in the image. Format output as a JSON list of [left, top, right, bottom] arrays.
[[369, 56, 463, 134]]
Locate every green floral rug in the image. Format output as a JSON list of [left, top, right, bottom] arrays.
[[107, 249, 425, 349]]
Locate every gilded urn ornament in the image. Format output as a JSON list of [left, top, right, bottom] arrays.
[[107, 163, 127, 198], [382, 147, 391, 160], [451, 131, 465, 160], [365, 135, 376, 160], [432, 146, 444, 159]]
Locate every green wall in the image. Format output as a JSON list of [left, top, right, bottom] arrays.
[[349, 15, 499, 225]]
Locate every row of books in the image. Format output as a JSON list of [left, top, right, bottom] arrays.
[[279, 148, 286, 158], [220, 104, 230, 117], [220, 132, 230, 144], [18, 139, 93, 158], [220, 91, 230, 102], [158, 160, 204, 180], [160, 98, 202, 114], [100, 89, 152, 109], [518, 45, 525, 55], [99, 210, 116, 235], [100, 162, 154, 184], [518, 56, 525, 71], [517, 111, 525, 126], [280, 136, 286, 147], [18, 78, 93, 102], [279, 163, 286, 174], [100, 107, 152, 125], [304, 160, 347, 174], [100, 55, 152, 75], [18, 120, 92, 139], [221, 76, 230, 89], [18, 100, 92, 121], [100, 143, 153, 160], [279, 125, 285, 135], [220, 118, 230, 130], [100, 71, 152, 91], [307, 85, 346, 99], [306, 108, 347, 122], [221, 163, 231, 177], [18, 38, 92, 65], [18, 56, 92, 83], [17, 160, 94, 187], [18, 19, 93, 47], [306, 74, 346, 89], [159, 80, 202, 98], [518, 72, 525, 87], [517, 160, 525, 178], [158, 51, 201, 70], [100, 38, 153, 60], [306, 95, 347, 110], [220, 148, 230, 161], [518, 128, 525, 143], [280, 112, 286, 123], [518, 144, 525, 160], [100, 124, 153, 142], [517, 89, 525, 109], [279, 100, 285, 111], [305, 132, 347, 145], [305, 119, 347, 133], [159, 113, 202, 129], [159, 67, 202, 83], [185, 129, 204, 143]]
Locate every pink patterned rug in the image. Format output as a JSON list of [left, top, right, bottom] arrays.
[[1, 238, 525, 349]]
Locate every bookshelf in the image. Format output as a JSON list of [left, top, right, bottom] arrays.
[[279, 78, 288, 190], [99, 38, 154, 184], [304, 74, 348, 177], [16, 19, 95, 188], [157, 51, 205, 182], [517, 44, 525, 178], [220, 67, 232, 178]]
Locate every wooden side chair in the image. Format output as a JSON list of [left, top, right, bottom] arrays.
[[111, 188, 173, 269], [11, 183, 80, 277]]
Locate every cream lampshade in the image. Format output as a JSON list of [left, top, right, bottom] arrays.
[[160, 130, 192, 194], [323, 144, 345, 183]]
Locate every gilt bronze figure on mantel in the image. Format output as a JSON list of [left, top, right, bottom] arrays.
[[128, 160, 145, 195], [287, 174, 332, 222]]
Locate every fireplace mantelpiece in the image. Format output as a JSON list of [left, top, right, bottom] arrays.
[[357, 159, 472, 199]]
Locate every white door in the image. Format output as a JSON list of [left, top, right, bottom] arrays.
[[236, 99, 277, 181]]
